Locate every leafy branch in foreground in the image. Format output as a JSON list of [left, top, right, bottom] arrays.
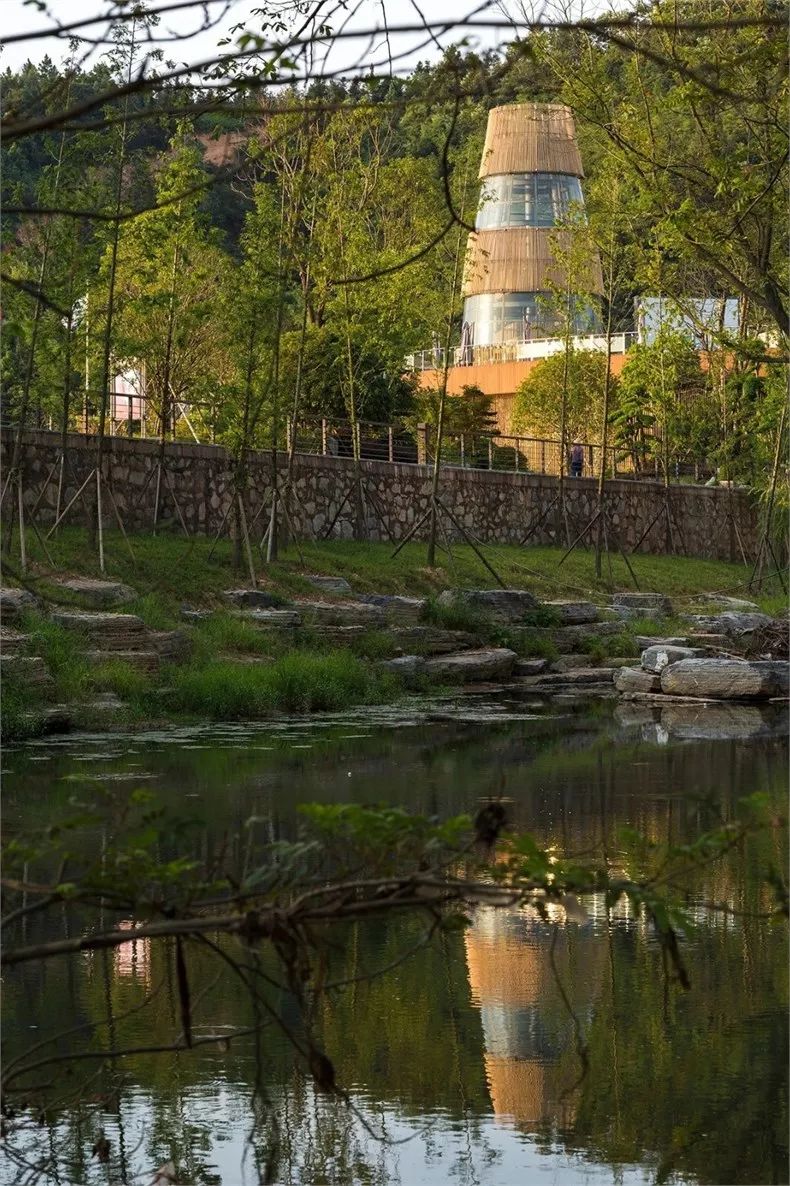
[[3, 787, 786, 1028]]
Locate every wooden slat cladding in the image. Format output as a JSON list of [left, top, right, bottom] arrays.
[[463, 228, 604, 296], [479, 103, 583, 179]]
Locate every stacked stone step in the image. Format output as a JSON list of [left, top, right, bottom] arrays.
[[51, 610, 171, 675], [0, 589, 54, 693]]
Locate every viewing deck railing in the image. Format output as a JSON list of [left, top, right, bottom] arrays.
[[8, 411, 713, 483], [405, 331, 638, 372], [286, 418, 713, 482]]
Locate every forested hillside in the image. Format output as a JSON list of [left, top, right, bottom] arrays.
[[1, 1, 787, 491]]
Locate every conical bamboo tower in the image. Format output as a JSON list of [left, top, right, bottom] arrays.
[[462, 103, 602, 349]]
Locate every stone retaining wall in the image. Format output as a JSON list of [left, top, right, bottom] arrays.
[[2, 429, 759, 560]]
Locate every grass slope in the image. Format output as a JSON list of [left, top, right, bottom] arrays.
[[8, 526, 780, 614]]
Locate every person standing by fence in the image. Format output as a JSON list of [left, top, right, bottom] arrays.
[[570, 441, 584, 478]]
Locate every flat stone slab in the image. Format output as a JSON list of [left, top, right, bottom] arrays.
[[0, 627, 31, 656], [54, 577, 136, 608], [615, 667, 661, 693], [550, 654, 635, 673], [295, 600, 385, 627], [641, 644, 704, 673], [611, 593, 673, 615], [86, 649, 161, 674], [544, 600, 601, 625], [423, 648, 517, 683], [687, 633, 733, 650], [0, 586, 37, 621], [692, 595, 761, 612], [513, 658, 550, 676], [150, 629, 191, 661], [378, 655, 424, 677], [390, 627, 476, 655], [222, 589, 286, 609], [436, 589, 538, 623], [359, 594, 427, 623], [304, 575, 353, 596], [237, 609, 302, 628], [51, 610, 148, 649], [316, 626, 367, 644], [660, 658, 789, 700], [635, 636, 688, 649], [551, 654, 595, 672], [686, 611, 772, 637], [611, 606, 664, 622], [528, 668, 618, 687], [0, 654, 54, 690]]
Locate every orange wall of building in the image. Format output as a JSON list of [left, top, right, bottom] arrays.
[[417, 354, 628, 436]]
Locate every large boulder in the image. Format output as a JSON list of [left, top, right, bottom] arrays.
[[641, 644, 703, 673], [544, 600, 601, 625], [436, 589, 538, 623], [660, 658, 789, 700], [615, 667, 661, 693], [611, 592, 673, 616], [423, 647, 517, 683]]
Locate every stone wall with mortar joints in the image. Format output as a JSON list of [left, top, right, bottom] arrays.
[[2, 429, 758, 562]]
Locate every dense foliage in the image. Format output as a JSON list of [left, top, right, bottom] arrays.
[[1, 2, 786, 503]]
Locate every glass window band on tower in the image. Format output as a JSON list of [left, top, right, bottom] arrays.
[[476, 174, 584, 230], [464, 293, 598, 344]]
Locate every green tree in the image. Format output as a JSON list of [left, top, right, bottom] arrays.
[[106, 132, 230, 440], [512, 350, 614, 447], [542, 0, 789, 339], [616, 330, 708, 477]]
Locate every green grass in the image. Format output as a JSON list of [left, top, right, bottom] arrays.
[[91, 660, 154, 705], [424, 597, 487, 634], [579, 632, 639, 660], [10, 526, 781, 613], [0, 675, 42, 742], [191, 612, 276, 660], [348, 630, 401, 661], [19, 610, 90, 701], [169, 651, 395, 719]]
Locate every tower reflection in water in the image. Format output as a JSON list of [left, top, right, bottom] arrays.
[[465, 897, 631, 1131]]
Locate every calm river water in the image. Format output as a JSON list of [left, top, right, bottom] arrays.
[[3, 691, 788, 1186]]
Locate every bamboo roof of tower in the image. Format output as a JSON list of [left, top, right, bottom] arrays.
[[479, 103, 584, 179]]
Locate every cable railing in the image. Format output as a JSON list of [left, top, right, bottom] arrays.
[[285, 418, 714, 482], [405, 331, 638, 372], [3, 407, 715, 483]]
